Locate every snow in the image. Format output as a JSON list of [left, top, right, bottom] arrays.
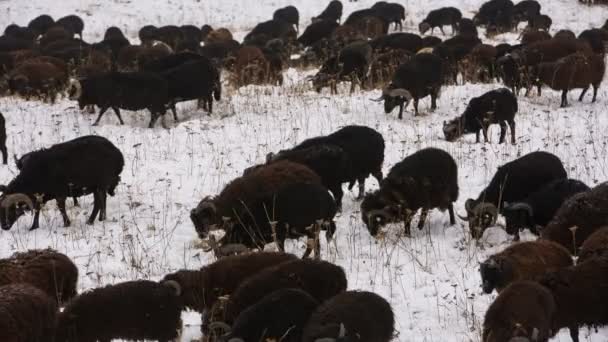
[[1, 0, 607, 341]]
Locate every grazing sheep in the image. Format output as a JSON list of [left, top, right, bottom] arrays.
[[372, 2, 407, 31], [541, 182, 608, 255], [273, 6, 300, 33], [297, 20, 339, 47], [461, 151, 567, 239], [482, 281, 555, 342], [361, 147, 458, 236], [419, 7, 462, 36], [370, 33, 423, 54], [0, 112, 6, 165], [0, 248, 78, 305], [313, 0, 343, 23], [311, 40, 372, 94], [0, 283, 58, 342], [473, 0, 515, 31], [479, 240, 572, 294], [216, 288, 319, 342], [579, 226, 608, 262], [503, 178, 590, 241], [222, 259, 347, 324], [56, 280, 183, 342], [443, 88, 517, 144], [462, 43, 498, 82], [539, 256, 608, 342], [162, 252, 297, 334], [302, 291, 395, 342], [6, 61, 67, 103]]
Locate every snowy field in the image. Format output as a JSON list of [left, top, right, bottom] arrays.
[[1, 0, 608, 341]]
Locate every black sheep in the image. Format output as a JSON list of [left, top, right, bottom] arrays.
[[67, 71, 169, 128], [0, 135, 124, 231], [222, 259, 347, 324], [56, 280, 183, 342], [372, 2, 406, 31], [244, 20, 296, 46], [443, 88, 518, 144], [513, 0, 541, 25], [217, 288, 319, 342], [274, 6, 300, 33], [503, 178, 590, 241], [313, 0, 343, 23], [361, 147, 459, 236], [373, 52, 444, 117], [56, 15, 84, 38], [297, 20, 339, 47], [473, 0, 515, 28], [302, 291, 395, 342], [578, 28, 608, 54], [579, 226, 608, 263], [461, 151, 567, 239], [139, 25, 159, 46], [457, 18, 478, 37], [156, 25, 184, 51], [27, 14, 55, 36], [370, 33, 423, 54], [0, 112, 6, 165], [526, 14, 552, 32], [311, 40, 372, 94], [419, 7, 463, 35]]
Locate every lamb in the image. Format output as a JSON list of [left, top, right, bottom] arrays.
[[419, 7, 463, 36], [0, 283, 58, 342], [578, 226, 608, 262], [541, 182, 608, 255], [443, 88, 517, 144], [0, 112, 6, 165], [502, 178, 590, 241], [479, 240, 572, 294], [461, 151, 567, 239], [361, 147, 458, 237], [539, 256, 608, 342], [482, 281, 555, 342], [0, 248, 78, 305], [219, 259, 346, 326], [162, 251, 297, 334], [55, 280, 183, 342], [301, 291, 395, 342], [216, 288, 319, 342]]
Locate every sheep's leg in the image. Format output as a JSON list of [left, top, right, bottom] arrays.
[[148, 112, 161, 128], [592, 84, 599, 102], [207, 96, 214, 114], [86, 191, 100, 225], [372, 169, 383, 183], [99, 190, 107, 222], [476, 131, 481, 143], [508, 120, 516, 144], [356, 177, 366, 200], [448, 203, 456, 225], [440, 26, 446, 35], [330, 185, 344, 212], [57, 197, 71, 227], [398, 102, 405, 119], [431, 91, 438, 111], [417, 208, 429, 230], [0, 144, 7, 164], [111, 107, 124, 125], [482, 126, 489, 143], [413, 98, 420, 116], [403, 214, 413, 236], [499, 121, 507, 144], [569, 325, 579, 342], [92, 106, 110, 126], [170, 102, 178, 122], [560, 89, 569, 107], [513, 231, 521, 241], [29, 206, 41, 231], [72, 197, 79, 207], [578, 86, 589, 102]]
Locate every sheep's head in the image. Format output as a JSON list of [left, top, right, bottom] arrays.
[[460, 199, 498, 239], [361, 187, 412, 237], [418, 22, 431, 35], [190, 196, 220, 238], [443, 116, 465, 142], [372, 86, 413, 114], [479, 257, 507, 294], [502, 202, 534, 236], [0, 192, 34, 230], [162, 269, 205, 310]]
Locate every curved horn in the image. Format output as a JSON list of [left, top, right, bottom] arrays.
[[209, 322, 232, 335], [370, 92, 385, 102], [68, 78, 82, 100], [474, 202, 499, 226], [161, 279, 182, 296], [1, 194, 33, 210], [217, 244, 250, 256], [505, 202, 534, 218], [457, 213, 470, 221], [228, 338, 245, 342], [386, 88, 412, 99]]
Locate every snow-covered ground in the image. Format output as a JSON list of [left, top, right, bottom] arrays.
[[1, 0, 607, 341]]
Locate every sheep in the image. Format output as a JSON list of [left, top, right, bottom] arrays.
[[526, 14, 552, 32], [273, 6, 300, 33], [297, 20, 339, 47], [482, 281, 555, 342], [372, 2, 407, 31], [539, 256, 608, 342], [479, 240, 572, 294], [554, 29, 576, 40], [372, 52, 444, 117], [55, 280, 182, 342], [180, 24, 204, 43], [430, 34, 482, 84], [457, 18, 478, 37], [578, 226, 608, 263], [361, 147, 458, 237], [205, 28, 234, 44], [461, 151, 567, 239], [370, 33, 423, 54], [520, 29, 551, 45], [56, 15, 84, 38], [541, 182, 608, 255], [301, 291, 395, 342], [422, 36, 442, 48], [443, 88, 517, 144], [473, 0, 515, 31], [313, 0, 343, 23], [0, 248, 78, 305], [243, 20, 297, 47], [0, 283, 58, 342], [461, 43, 498, 82], [39, 25, 74, 47], [512, 0, 541, 26], [578, 28, 608, 54], [419, 7, 462, 36], [368, 49, 412, 88], [221, 259, 347, 325], [215, 288, 319, 342], [503, 178, 590, 241], [533, 52, 605, 107], [6, 61, 67, 103], [519, 37, 593, 67], [138, 25, 158, 46], [264, 125, 385, 208], [311, 40, 372, 94], [0, 112, 6, 165], [27, 14, 55, 36], [156, 25, 184, 51]]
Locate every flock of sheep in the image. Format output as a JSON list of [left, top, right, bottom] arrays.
[[0, 0, 608, 341]]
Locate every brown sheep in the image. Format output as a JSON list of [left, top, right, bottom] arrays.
[[541, 182, 608, 255], [554, 30, 576, 40], [539, 256, 608, 342], [479, 240, 573, 294], [463, 43, 497, 83], [190, 160, 321, 240], [162, 251, 297, 334], [39, 25, 74, 47], [18, 55, 68, 75], [534, 52, 605, 107], [368, 49, 411, 89], [205, 28, 233, 44], [482, 281, 556, 342], [520, 29, 551, 45], [116, 44, 172, 72], [233, 45, 270, 86], [520, 37, 593, 67], [0, 283, 58, 342], [0, 248, 79, 305], [6, 61, 67, 103], [579, 226, 608, 262], [220, 259, 347, 325]]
